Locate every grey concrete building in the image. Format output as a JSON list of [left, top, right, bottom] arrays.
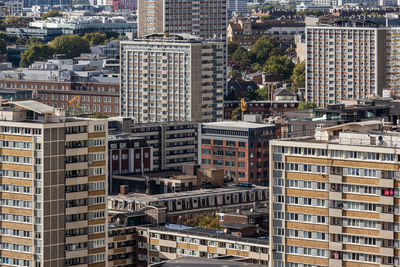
[[120, 33, 225, 123]]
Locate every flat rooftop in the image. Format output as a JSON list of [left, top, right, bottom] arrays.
[[162, 257, 261, 267], [109, 185, 268, 202], [148, 224, 269, 246], [203, 121, 275, 130], [113, 170, 196, 180]]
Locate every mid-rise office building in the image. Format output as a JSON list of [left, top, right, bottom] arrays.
[[306, 23, 386, 107], [0, 100, 108, 266], [137, 0, 227, 40], [270, 121, 399, 267], [201, 121, 275, 185], [120, 33, 225, 122]]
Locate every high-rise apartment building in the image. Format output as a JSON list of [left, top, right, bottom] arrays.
[[306, 24, 386, 107], [120, 33, 225, 122], [0, 100, 108, 267], [137, 0, 227, 40], [270, 121, 398, 267]]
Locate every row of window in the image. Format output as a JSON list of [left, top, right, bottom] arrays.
[[274, 146, 398, 162]]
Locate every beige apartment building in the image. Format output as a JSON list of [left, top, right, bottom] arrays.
[[270, 120, 400, 267], [120, 33, 225, 123], [306, 25, 386, 107], [0, 100, 108, 267], [137, 0, 227, 40]]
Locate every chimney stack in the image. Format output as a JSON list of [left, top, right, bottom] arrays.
[[120, 185, 129, 195]]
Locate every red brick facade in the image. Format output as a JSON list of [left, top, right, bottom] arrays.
[[0, 80, 120, 116]]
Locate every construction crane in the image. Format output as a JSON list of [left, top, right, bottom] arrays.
[[67, 95, 82, 115]]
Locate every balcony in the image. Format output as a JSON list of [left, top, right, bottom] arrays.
[[380, 178, 394, 187], [380, 196, 394, 205], [380, 230, 394, 239], [329, 208, 343, 217], [65, 248, 88, 259], [66, 147, 88, 156], [329, 259, 342, 267], [380, 213, 394, 222], [329, 242, 342, 250], [380, 247, 394, 257], [66, 162, 88, 171], [66, 133, 88, 142], [329, 174, 343, 183], [329, 225, 342, 234], [329, 191, 342, 200]]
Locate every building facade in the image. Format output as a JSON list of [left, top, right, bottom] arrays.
[[108, 135, 153, 193], [201, 121, 275, 185], [0, 59, 120, 116], [135, 224, 269, 266], [305, 25, 386, 107], [120, 34, 225, 122], [227, 0, 247, 16], [0, 100, 108, 266], [109, 185, 269, 222], [270, 121, 399, 267], [137, 0, 227, 40], [228, 19, 305, 49]]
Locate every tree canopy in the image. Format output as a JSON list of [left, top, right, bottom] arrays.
[[298, 101, 317, 110], [83, 32, 108, 45], [229, 69, 242, 79], [42, 10, 63, 20], [20, 35, 91, 67], [263, 55, 295, 78], [2, 16, 31, 27], [228, 41, 239, 55], [249, 36, 277, 65], [291, 61, 305, 89], [231, 107, 242, 121], [20, 43, 54, 67], [0, 38, 6, 54], [184, 216, 222, 229], [51, 35, 90, 58], [231, 47, 251, 65]]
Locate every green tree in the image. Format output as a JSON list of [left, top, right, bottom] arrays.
[[249, 36, 277, 65], [184, 216, 222, 229], [2, 16, 31, 27], [261, 14, 273, 21], [228, 41, 239, 55], [16, 38, 27, 45], [19, 43, 54, 67], [92, 113, 108, 118], [269, 47, 283, 57], [0, 32, 18, 43], [255, 86, 269, 101], [231, 47, 251, 65], [298, 101, 317, 110], [51, 35, 90, 58], [291, 61, 305, 89], [83, 32, 108, 45], [263, 55, 295, 78], [42, 10, 62, 20], [229, 69, 242, 79], [27, 37, 43, 45], [231, 107, 242, 121], [0, 38, 6, 54]]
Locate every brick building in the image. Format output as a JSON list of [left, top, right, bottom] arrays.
[[108, 135, 153, 193], [0, 59, 120, 116], [227, 18, 305, 49], [224, 100, 299, 120], [201, 121, 275, 185]]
